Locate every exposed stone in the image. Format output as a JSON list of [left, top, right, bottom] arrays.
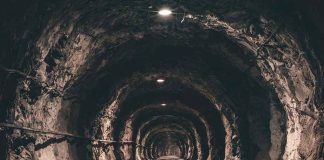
[[0, 0, 323, 160]]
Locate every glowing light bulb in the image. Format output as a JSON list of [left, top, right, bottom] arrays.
[[186, 14, 193, 18], [158, 9, 172, 16], [156, 78, 165, 83], [161, 103, 167, 106]]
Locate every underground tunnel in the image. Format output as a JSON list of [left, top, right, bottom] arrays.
[[0, 0, 323, 159]]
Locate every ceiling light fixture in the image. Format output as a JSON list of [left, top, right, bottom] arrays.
[[156, 78, 165, 83], [158, 9, 172, 16]]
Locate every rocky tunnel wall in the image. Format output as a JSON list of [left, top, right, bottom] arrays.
[[0, 0, 323, 160]]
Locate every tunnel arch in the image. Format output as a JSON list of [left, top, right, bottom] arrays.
[[0, 0, 323, 160]]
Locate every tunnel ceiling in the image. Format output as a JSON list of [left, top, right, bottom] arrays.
[[0, 0, 323, 160]]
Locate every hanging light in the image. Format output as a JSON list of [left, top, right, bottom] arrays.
[[158, 9, 172, 16], [156, 78, 165, 83]]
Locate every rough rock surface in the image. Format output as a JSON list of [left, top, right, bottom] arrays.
[[0, 0, 323, 160]]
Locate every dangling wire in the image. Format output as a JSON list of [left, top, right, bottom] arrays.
[[0, 122, 150, 148]]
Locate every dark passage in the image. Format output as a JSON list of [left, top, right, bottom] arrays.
[[0, 0, 323, 160]]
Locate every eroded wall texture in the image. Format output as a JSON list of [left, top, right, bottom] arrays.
[[0, 0, 323, 160]]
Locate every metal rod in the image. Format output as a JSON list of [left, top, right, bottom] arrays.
[[0, 122, 149, 148]]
